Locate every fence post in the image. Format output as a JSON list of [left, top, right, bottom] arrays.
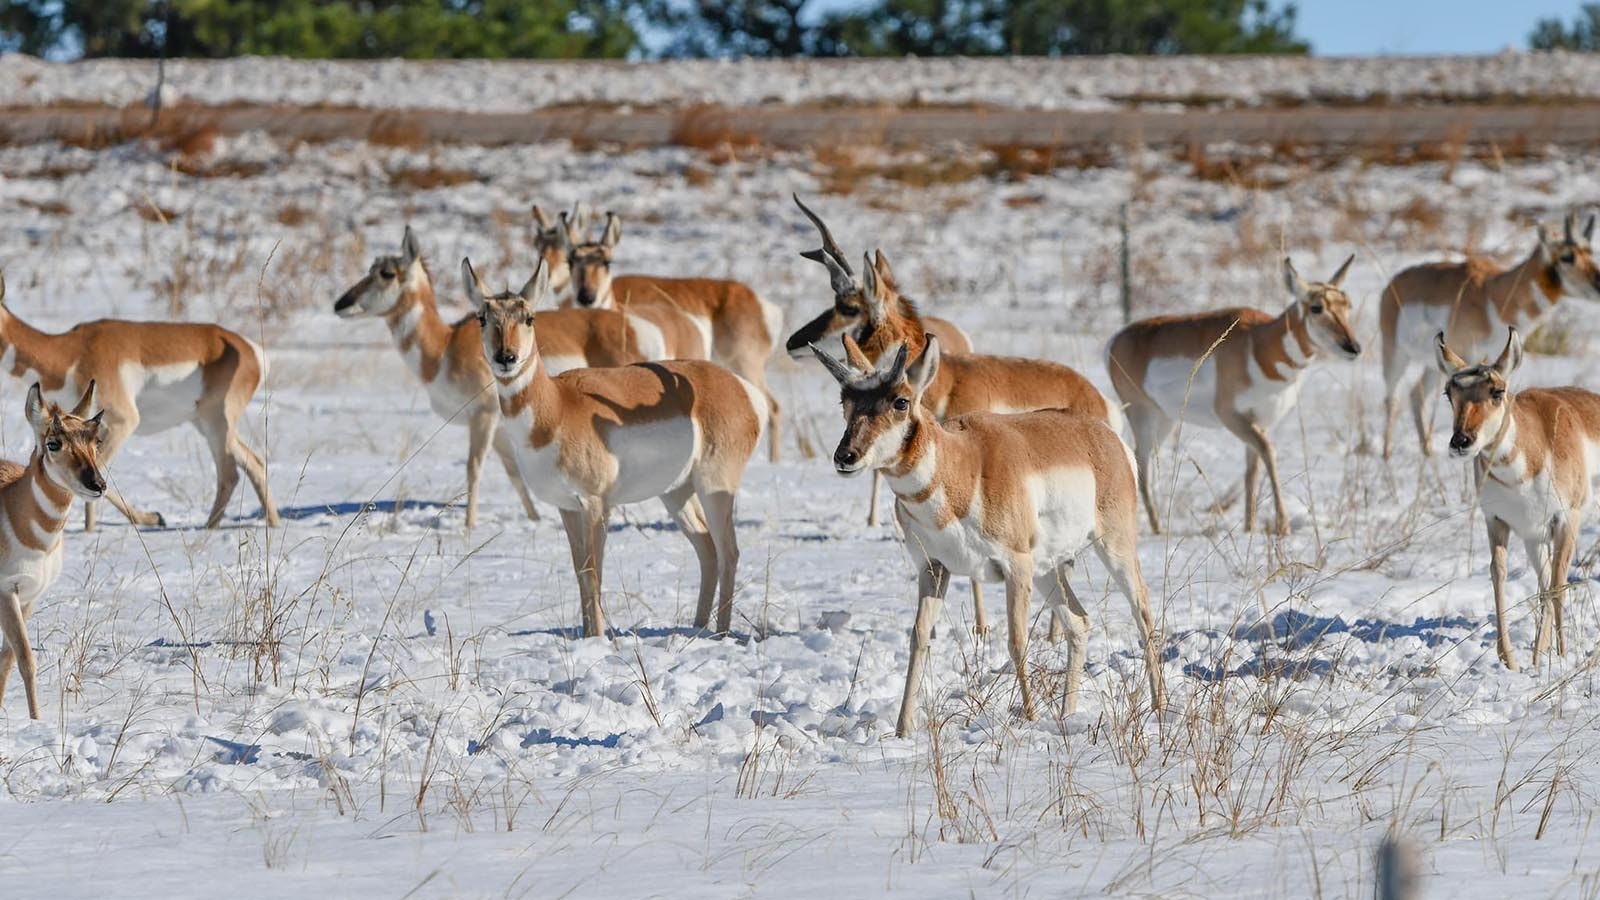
[[1119, 202, 1132, 324]]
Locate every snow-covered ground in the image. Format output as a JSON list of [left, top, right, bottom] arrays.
[[2, 51, 1596, 113], [2, 130, 1600, 897]]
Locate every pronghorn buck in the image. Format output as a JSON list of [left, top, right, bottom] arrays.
[[335, 226, 670, 530], [561, 211, 784, 461], [531, 204, 581, 296], [467, 257, 766, 638], [1107, 256, 1361, 535], [1435, 327, 1600, 670], [812, 336, 1164, 737], [0, 383, 108, 719], [1382, 212, 1600, 458], [0, 271, 277, 531]]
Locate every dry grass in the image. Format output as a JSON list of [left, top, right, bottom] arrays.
[[131, 200, 180, 224], [670, 104, 765, 163], [368, 114, 427, 149], [275, 204, 313, 227], [388, 166, 482, 190], [17, 197, 71, 216]]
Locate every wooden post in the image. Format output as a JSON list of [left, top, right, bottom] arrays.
[[1119, 202, 1132, 324]]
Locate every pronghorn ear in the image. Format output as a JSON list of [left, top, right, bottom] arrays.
[[1328, 254, 1355, 288], [840, 333, 872, 370], [1433, 332, 1467, 376], [71, 379, 96, 418], [24, 382, 44, 430], [861, 251, 888, 321], [1537, 224, 1555, 258], [461, 258, 488, 307], [1493, 327, 1523, 378], [1586, 213, 1596, 245], [809, 343, 857, 386], [1565, 210, 1578, 244], [532, 205, 555, 231], [519, 260, 551, 306], [904, 335, 940, 401], [601, 212, 621, 250], [872, 250, 898, 290], [0, 269, 6, 305], [401, 225, 420, 267], [1281, 257, 1308, 300], [556, 212, 576, 253]]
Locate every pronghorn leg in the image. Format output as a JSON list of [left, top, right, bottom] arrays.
[[0, 639, 11, 706], [896, 559, 950, 738], [491, 427, 539, 523], [1037, 565, 1090, 716], [194, 411, 243, 529], [559, 502, 609, 638], [1005, 555, 1038, 722], [91, 413, 164, 530], [1221, 415, 1289, 536], [1094, 534, 1165, 712], [661, 486, 718, 631], [464, 411, 496, 532], [699, 489, 741, 634], [1552, 518, 1579, 657], [230, 436, 279, 527], [1527, 536, 1556, 664], [1409, 370, 1442, 458], [0, 591, 39, 720], [1128, 407, 1173, 534], [1486, 516, 1517, 670], [1242, 447, 1263, 533], [972, 579, 990, 637], [867, 471, 883, 527], [1381, 347, 1408, 460]]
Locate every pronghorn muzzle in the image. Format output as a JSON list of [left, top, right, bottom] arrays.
[[787, 309, 841, 358]]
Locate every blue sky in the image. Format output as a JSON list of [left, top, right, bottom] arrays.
[[801, 0, 1585, 55]]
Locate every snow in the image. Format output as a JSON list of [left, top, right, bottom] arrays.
[[3, 51, 1599, 113], [1, 126, 1600, 896]]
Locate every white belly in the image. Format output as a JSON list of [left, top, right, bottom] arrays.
[[505, 413, 697, 510], [1142, 355, 1221, 428], [1480, 470, 1565, 538], [424, 375, 485, 422], [896, 468, 1099, 581], [1232, 368, 1303, 429], [128, 362, 206, 433], [0, 540, 63, 606]]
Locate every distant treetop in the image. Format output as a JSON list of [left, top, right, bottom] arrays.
[[0, 0, 1311, 60], [1529, 3, 1600, 51]]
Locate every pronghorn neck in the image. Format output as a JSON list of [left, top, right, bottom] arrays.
[[1488, 247, 1565, 327], [495, 354, 561, 430], [0, 305, 70, 388], [384, 267, 452, 384], [1251, 303, 1319, 379], [1479, 397, 1523, 473], [2, 453, 74, 552], [883, 414, 963, 507]]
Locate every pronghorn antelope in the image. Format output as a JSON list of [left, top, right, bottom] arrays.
[[813, 336, 1164, 736], [532, 204, 579, 296], [335, 226, 671, 530], [1107, 256, 1362, 535], [1382, 213, 1600, 458], [560, 211, 784, 461], [467, 257, 766, 638], [0, 271, 278, 531], [1435, 327, 1600, 670], [0, 383, 108, 719]]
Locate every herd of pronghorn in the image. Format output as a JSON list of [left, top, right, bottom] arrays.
[[0, 197, 1596, 739]]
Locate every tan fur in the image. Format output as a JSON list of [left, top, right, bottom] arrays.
[[469, 258, 763, 638], [815, 339, 1162, 736], [0, 270, 276, 531], [1437, 328, 1600, 669], [1382, 215, 1600, 457], [336, 227, 659, 530], [0, 384, 106, 719], [1108, 257, 1360, 535], [560, 211, 784, 461]]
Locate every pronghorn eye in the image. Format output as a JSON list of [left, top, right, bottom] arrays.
[[380, 269, 395, 280], [46, 439, 61, 452], [1491, 388, 1506, 401], [1561, 252, 1576, 264], [1309, 304, 1324, 315], [893, 397, 911, 412], [523, 315, 535, 327]]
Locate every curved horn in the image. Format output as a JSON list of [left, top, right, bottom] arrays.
[[1493, 327, 1523, 376], [809, 343, 858, 386], [1328, 253, 1355, 288], [794, 194, 859, 297], [70, 379, 96, 417], [1434, 331, 1468, 375], [1565, 210, 1577, 244]]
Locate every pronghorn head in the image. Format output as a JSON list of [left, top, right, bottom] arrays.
[[26, 381, 107, 499], [566, 210, 621, 309], [335, 225, 425, 318], [1537, 211, 1600, 301], [812, 334, 940, 476], [532, 204, 581, 295], [1282, 255, 1361, 360], [788, 195, 908, 358], [1436, 327, 1521, 458], [465, 257, 548, 381]]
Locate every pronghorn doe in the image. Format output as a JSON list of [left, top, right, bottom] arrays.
[[813, 336, 1163, 736], [0, 383, 107, 719], [336, 226, 669, 529], [1107, 256, 1361, 535], [467, 257, 766, 637], [0, 271, 277, 530], [1382, 213, 1600, 458], [1435, 327, 1600, 670], [561, 211, 784, 461]]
